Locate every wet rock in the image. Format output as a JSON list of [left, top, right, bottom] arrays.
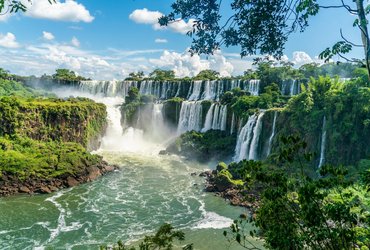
[[159, 150, 168, 155], [190, 172, 197, 176], [39, 186, 51, 194], [67, 177, 79, 187], [19, 186, 30, 193], [87, 166, 102, 181], [103, 165, 115, 173]]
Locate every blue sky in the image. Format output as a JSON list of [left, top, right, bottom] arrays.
[[0, 0, 365, 79]]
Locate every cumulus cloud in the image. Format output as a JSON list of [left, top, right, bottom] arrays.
[[129, 8, 194, 34], [155, 38, 168, 43], [43, 31, 55, 40], [0, 33, 20, 48], [291, 51, 313, 66], [71, 37, 80, 47], [149, 49, 234, 77], [24, 0, 94, 23]]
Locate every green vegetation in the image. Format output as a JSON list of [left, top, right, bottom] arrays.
[[0, 96, 107, 149], [194, 70, 220, 80], [101, 224, 192, 250], [149, 69, 176, 81], [166, 130, 236, 162], [222, 136, 370, 250], [0, 73, 109, 192], [0, 136, 102, 181], [52, 68, 90, 82], [161, 0, 370, 79]]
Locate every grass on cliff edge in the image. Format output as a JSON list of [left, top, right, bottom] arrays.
[[0, 136, 102, 181]]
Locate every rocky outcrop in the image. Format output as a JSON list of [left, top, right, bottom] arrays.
[[199, 170, 260, 213], [0, 161, 119, 196]]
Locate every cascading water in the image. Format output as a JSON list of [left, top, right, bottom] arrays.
[[202, 103, 215, 132], [177, 101, 203, 134], [318, 116, 327, 168], [201, 104, 228, 132], [230, 113, 236, 135], [247, 80, 260, 96], [188, 81, 202, 101], [267, 112, 278, 156], [220, 105, 228, 131], [248, 112, 265, 160], [233, 112, 265, 162]]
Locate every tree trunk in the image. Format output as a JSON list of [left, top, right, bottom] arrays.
[[355, 0, 370, 81]]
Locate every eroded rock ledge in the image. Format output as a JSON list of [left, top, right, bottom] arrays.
[[0, 161, 119, 196]]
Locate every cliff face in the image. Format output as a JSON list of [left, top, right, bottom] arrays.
[[0, 96, 107, 151]]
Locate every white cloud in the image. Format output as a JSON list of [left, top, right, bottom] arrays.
[[129, 8, 194, 34], [25, 0, 94, 23], [155, 38, 168, 43], [149, 49, 234, 77], [71, 37, 80, 47], [291, 51, 313, 66], [43, 31, 55, 41], [0, 33, 20, 48], [129, 8, 162, 26]]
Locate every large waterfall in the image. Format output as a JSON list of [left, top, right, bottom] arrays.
[[177, 101, 203, 134], [78, 79, 261, 101], [318, 116, 327, 168], [202, 104, 228, 132], [267, 112, 278, 156], [233, 112, 265, 162]]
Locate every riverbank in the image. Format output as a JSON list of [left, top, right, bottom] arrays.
[[0, 160, 118, 196]]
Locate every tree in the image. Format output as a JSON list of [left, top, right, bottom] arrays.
[[100, 223, 192, 250], [52, 69, 89, 81], [194, 69, 220, 80], [149, 69, 176, 81], [160, 1, 370, 80], [0, 0, 55, 14], [126, 71, 145, 81], [223, 136, 370, 250]]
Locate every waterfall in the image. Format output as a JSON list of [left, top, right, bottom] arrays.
[[220, 105, 228, 131], [318, 116, 327, 168], [188, 81, 202, 101], [234, 114, 258, 162], [267, 112, 278, 156], [201, 104, 228, 132], [289, 79, 295, 96], [233, 112, 265, 162], [211, 105, 220, 129], [230, 113, 235, 135], [202, 104, 215, 132], [248, 112, 265, 160], [202, 80, 216, 100], [177, 101, 203, 134], [247, 80, 260, 96]]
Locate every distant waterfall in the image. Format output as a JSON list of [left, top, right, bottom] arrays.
[[202, 80, 216, 100], [267, 112, 278, 156], [247, 80, 260, 96], [281, 79, 301, 96], [201, 104, 228, 132], [188, 81, 203, 100], [177, 101, 203, 134], [230, 113, 236, 135], [318, 116, 327, 168], [220, 105, 228, 131], [233, 112, 265, 162]]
